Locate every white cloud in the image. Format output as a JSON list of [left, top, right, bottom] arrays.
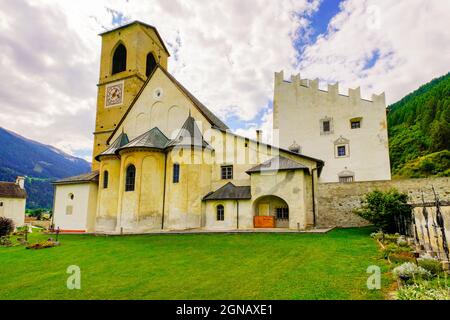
[[0, 0, 448, 160], [0, 0, 320, 159], [297, 0, 450, 103]]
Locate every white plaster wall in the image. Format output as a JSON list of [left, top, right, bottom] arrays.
[[0, 197, 26, 227], [274, 72, 391, 183], [53, 183, 98, 232], [204, 200, 252, 229]]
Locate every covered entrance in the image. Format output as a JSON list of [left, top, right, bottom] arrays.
[[253, 195, 289, 228]]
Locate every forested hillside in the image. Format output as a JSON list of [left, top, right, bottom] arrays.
[[388, 72, 450, 178], [0, 127, 91, 209]]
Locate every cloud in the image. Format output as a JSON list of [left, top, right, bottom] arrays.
[[0, 0, 320, 159], [0, 0, 448, 161], [297, 0, 450, 103]]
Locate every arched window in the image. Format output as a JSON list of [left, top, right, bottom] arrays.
[[173, 163, 180, 183], [125, 165, 136, 192], [103, 170, 109, 189], [217, 205, 224, 221], [112, 43, 127, 75], [146, 52, 157, 77]]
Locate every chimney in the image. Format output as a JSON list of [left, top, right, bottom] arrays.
[[256, 130, 262, 143], [16, 176, 25, 189], [288, 141, 301, 154]]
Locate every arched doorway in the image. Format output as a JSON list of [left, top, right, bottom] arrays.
[[253, 195, 289, 228]]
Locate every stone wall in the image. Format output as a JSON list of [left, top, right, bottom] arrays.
[[317, 177, 450, 228]]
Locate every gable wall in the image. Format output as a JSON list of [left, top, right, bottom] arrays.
[[109, 68, 212, 143]]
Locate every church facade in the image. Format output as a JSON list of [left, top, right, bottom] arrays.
[[52, 21, 324, 233]]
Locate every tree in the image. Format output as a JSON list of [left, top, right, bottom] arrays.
[[355, 189, 412, 233]]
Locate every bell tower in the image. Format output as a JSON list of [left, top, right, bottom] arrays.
[[92, 21, 170, 169]]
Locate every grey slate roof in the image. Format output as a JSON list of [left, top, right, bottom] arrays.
[[246, 155, 310, 174], [117, 127, 170, 152], [166, 116, 213, 150], [53, 171, 99, 185], [203, 182, 251, 201], [0, 182, 27, 199], [98, 21, 170, 56], [95, 132, 129, 161]]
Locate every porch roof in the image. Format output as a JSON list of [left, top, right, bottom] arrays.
[[52, 171, 99, 185], [246, 155, 310, 174], [203, 182, 251, 201]]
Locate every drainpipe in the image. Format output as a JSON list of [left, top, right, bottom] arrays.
[[51, 183, 56, 231], [311, 168, 317, 228], [161, 153, 168, 230], [236, 200, 240, 230]]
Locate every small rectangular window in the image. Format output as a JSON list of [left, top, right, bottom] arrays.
[[351, 121, 361, 129], [337, 146, 346, 157], [173, 164, 180, 183], [0, 202, 3, 207], [339, 176, 354, 183], [103, 171, 109, 189], [276, 208, 289, 220], [66, 205, 73, 215], [221, 165, 233, 180], [323, 121, 331, 132]]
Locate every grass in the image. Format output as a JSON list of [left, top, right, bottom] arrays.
[[0, 227, 390, 300]]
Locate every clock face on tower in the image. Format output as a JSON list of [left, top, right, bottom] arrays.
[[105, 81, 124, 107]]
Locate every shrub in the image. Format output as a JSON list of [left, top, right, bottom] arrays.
[[0, 236, 12, 247], [384, 233, 400, 244], [397, 283, 450, 300], [382, 243, 399, 259], [418, 256, 443, 275], [389, 252, 416, 264], [0, 217, 15, 237], [393, 262, 432, 283], [26, 241, 58, 250], [397, 236, 410, 247], [382, 242, 412, 259], [371, 230, 384, 241], [355, 189, 412, 233]]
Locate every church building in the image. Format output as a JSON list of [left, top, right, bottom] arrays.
[[52, 21, 324, 233]]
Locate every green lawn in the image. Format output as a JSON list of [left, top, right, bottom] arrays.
[[0, 228, 390, 300]]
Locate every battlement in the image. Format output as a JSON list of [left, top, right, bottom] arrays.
[[275, 70, 386, 105]]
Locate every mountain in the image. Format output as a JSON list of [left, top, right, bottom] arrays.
[[0, 127, 91, 209], [388, 72, 450, 178]]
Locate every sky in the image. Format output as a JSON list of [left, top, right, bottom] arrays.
[[0, 0, 449, 162]]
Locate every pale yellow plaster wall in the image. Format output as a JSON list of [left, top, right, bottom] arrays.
[[96, 156, 121, 231], [204, 200, 252, 229], [0, 197, 25, 227], [116, 149, 166, 232], [164, 148, 212, 230], [250, 170, 308, 229]]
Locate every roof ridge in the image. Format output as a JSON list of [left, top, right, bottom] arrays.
[[106, 64, 228, 144]]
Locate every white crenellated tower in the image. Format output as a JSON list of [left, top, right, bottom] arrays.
[[273, 71, 391, 183]]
